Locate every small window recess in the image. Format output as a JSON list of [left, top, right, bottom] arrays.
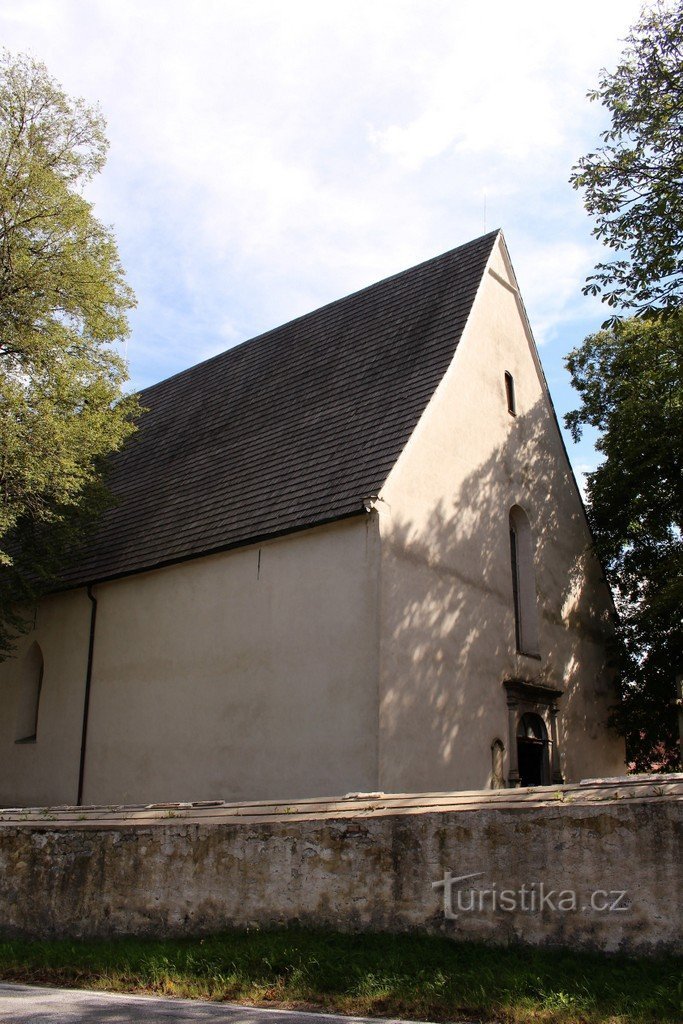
[[15, 642, 44, 744], [490, 738, 506, 789], [505, 371, 516, 416]]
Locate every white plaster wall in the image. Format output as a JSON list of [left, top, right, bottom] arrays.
[[0, 516, 380, 807], [377, 235, 625, 792], [0, 235, 626, 808], [0, 590, 91, 807]]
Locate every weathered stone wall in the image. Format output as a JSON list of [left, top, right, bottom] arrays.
[[0, 778, 680, 954]]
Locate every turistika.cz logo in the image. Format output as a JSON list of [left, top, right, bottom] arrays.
[[432, 871, 630, 919]]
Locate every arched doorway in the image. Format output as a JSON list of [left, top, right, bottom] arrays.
[[516, 712, 549, 787]]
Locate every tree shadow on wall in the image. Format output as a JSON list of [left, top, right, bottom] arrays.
[[379, 394, 621, 789]]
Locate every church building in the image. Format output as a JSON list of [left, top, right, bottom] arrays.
[[0, 230, 625, 807]]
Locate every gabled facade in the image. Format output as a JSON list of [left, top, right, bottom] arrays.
[[0, 232, 625, 807]]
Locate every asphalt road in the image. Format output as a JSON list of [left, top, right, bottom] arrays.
[[0, 984, 448, 1024]]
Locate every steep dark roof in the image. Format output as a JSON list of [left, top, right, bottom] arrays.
[[60, 230, 499, 586]]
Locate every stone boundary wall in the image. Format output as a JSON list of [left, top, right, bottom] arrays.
[[0, 776, 680, 954]]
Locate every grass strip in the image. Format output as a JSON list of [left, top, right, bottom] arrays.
[[0, 928, 680, 1024]]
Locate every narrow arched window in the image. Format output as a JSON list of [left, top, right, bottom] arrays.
[[509, 505, 540, 657], [15, 642, 44, 743], [504, 371, 516, 415]]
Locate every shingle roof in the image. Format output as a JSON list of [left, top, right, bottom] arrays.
[[60, 229, 499, 586]]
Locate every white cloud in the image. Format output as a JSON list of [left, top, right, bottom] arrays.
[[511, 239, 599, 345], [0, 0, 644, 419]]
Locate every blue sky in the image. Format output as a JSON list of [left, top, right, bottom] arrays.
[[2, 0, 644, 483]]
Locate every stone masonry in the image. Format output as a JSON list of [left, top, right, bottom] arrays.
[[0, 775, 680, 954]]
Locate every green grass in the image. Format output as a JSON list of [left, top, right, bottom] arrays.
[[0, 929, 679, 1024]]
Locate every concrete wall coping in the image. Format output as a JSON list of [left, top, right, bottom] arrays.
[[1, 774, 680, 830]]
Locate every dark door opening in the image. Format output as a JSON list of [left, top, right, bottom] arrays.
[[516, 713, 549, 787]]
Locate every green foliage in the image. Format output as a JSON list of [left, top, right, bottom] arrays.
[[570, 1, 683, 318], [0, 52, 139, 656], [0, 929, 680, 1023], [565, 315, 682, 770], [569, 2, 683, 765]]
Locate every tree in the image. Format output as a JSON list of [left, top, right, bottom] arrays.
[[565, 315, 682, 770], [568, 2, 683, 767], [570, 0, 683, 319], [0, 52, 138, 656]]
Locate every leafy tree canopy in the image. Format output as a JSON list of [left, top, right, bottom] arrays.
[[570, 0, 683, 319], [565, 314, 682, 770], [0, 52, 139, 656]]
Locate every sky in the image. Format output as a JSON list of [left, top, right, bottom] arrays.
[[1, 0, 645, 482]]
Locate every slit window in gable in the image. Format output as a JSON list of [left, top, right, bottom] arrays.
[[505, 371, 516, 415]]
